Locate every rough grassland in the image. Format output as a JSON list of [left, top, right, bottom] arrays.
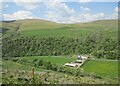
[[2, 60, 47, 72]]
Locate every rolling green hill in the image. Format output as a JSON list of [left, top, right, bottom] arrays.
[[1, 19, 118, 39], [2, 19, 118, 60], [16, 19, 65, 31]]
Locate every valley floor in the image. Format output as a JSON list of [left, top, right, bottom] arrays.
[[1, 56, 119, 84]]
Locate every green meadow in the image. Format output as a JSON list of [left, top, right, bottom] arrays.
[[81, 60, 118, 79]]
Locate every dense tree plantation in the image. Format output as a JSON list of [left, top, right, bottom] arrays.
[[2, 32, 118, 60]]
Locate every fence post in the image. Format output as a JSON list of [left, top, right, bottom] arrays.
[[32, 67, 34, 78]]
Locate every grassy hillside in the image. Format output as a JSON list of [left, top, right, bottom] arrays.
[[0, 21, 18, 37], [75, 20, 118, 29], [16, 19, 65, 31], [20, 28, 93, 38], [1, 19, 63, 38], [2, 60, 47, 72], [1, 19, 118, 39]]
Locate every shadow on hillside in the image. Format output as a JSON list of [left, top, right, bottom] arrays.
[[2, 20, 16, 23], [1, 28, 9, 34], [57, 26, 73, 29]]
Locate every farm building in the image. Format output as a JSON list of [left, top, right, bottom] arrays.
[[64, 63, 77, 67], [64, 55, 88, 67], [75, 60, 83, 63], [77, 54, 88, 60]]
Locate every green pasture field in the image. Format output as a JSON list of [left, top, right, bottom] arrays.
[[81, 59, 118, 79], [19, 56, 76, 65]]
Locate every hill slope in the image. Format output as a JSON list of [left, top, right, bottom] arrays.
[[1, 19, 118, 38], [15, 19, 65, 31]]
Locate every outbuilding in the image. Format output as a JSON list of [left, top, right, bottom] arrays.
[[64, 63, 77, 67]]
